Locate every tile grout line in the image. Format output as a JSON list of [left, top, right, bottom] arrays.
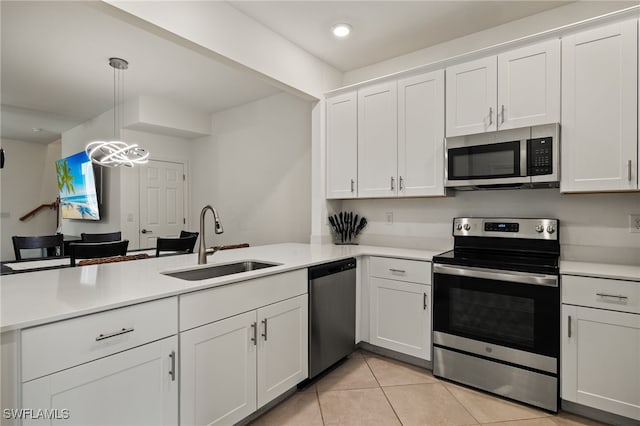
[[440, 382, 483, 425], [361, 351, 405, 426], [314, 385, 327, 426]]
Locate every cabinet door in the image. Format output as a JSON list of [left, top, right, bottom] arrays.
[[561, 20, 638, 192], [326, 91, 358, 199], [398, 70, 445, 197], [369, 277, 431, 360], [257, 294, 308, 408], [358, 81, 398, 198], [180, 311, 257, 426], [497, 39, 560, 130], [446, 56, 497, 137], [22, 336, 178, 426], [561, 305, 640, 420]]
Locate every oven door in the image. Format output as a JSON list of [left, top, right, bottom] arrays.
[[446, 140, 528, 187], [432, 263, 559, 370]]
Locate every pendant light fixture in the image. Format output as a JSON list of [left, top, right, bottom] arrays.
[[86, 57, 149, 167]]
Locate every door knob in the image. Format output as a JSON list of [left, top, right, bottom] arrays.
[[141, 229, 152, 234]]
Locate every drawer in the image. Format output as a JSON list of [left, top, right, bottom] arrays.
[[562, 275, 639, 314], [369, 257, 430, 284], [22, 297, 177, 382], [180, 269, 307, 331]]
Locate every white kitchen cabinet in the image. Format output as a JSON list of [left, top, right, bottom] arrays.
[[180, 311, 257, 426], [446, 39, 560, 137], [561, 274, 640, 421], [180, 294, 308, 426], [368, 257, 431, 360], [561, 305, 640, 421], [357, 80, 398, 198], [22, 336, 178, 426], [561, 19, 638, 192], [326, 91, 358, 199], [397, 70, 445, 197]]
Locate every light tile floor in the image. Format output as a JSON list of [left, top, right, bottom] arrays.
[[251, 350, 606, 426]]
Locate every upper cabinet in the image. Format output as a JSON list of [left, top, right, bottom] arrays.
[[446, 39, 560, 137], [358, 81, 398, 198], [326, 70, 445, 199], [326, 91, 358, 199], [561, 20, 638, 192]]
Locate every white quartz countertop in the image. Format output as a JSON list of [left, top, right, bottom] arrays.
[[560, 260, 640, 282], [0, 243, 440, 333]]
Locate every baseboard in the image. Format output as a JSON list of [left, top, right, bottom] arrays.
[[358, 341, 432, 370], [561, 400, 638, 426], [236, 386, 298, 426]]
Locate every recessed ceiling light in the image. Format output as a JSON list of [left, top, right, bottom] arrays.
[[332, 23, 352, 39]]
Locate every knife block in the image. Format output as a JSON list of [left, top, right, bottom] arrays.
[[331, 232, 359, 245]]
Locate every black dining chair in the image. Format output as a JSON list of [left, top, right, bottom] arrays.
[[80, 231, 122, 243], [68, 240, 129, 267], [12, 234, 64, 260], [179, 230, 199, 239], [155, 235, 198, 257]]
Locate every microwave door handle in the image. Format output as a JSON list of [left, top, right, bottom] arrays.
[[520, 140, 528, 177]]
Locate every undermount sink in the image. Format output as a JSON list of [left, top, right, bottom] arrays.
[[163, 260, 281, 281]]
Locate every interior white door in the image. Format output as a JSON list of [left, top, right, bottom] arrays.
[[561, 20, 638, 192], [561, 305, 640, 420], [357, 81, 398, 198], [180, 310, 257, 426], [369, 277, 431, 360], [397, 70, 445, 197], [139, 160, 185, 248], [257, 294, 308, 408], [497, 39, 560, 130], [22, 336, 178, 426]]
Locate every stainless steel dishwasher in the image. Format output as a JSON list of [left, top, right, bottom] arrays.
[[308, 258, 357, 379]]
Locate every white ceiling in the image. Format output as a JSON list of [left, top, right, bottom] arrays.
[[2, 1, 574, 144], [228, 1, 571, 71]]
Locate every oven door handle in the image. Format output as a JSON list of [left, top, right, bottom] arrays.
[[433, 264, 558, 287]]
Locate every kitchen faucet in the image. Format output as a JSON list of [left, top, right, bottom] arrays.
[[198, 205, 224, 264]]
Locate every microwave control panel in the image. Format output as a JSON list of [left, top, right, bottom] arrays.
[[527, 137, 553, 176]]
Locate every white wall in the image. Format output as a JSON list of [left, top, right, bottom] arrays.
[[0, 139, 61, 261], [343, 1, 638, 85], [190, 92, 312, 247], [342, 190, 640, 264]]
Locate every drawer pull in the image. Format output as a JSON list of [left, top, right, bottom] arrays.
[[169, 351, 176, 381], [389, 268, 406, 274], [95, 327, 134, 341], [596, 293, 628, 303], [568, 315, 572, 338]]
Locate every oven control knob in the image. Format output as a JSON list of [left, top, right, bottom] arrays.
[[535, 224, 544, 233], [456, 223, 463, 231], [546, 225, 556, 234], [463, 223, 471, 231]]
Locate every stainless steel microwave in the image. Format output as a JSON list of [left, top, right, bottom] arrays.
[[445, 123, 559, 190]]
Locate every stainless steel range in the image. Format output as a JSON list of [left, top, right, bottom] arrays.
[[432, 217, 560, 412]]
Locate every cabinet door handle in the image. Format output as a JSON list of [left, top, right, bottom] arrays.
[[350, 179, 355, 193], [399, 176, 404, 191], [390, 176, 395, 191], [489, 107, 493, 126], [568, 315, 572, 338], [501, 104, 505, 124], [169, 351, 176, 381], [423, 292, 427, 310], [251, 322, 257, 345], [96, 327, 134, 341], [261, 318, 268, 341], [628, 160, 633, 182], [388, 268, 406, 274], [596, 293, 628, 303]]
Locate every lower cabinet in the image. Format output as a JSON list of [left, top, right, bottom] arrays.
[[22, 336, 178, 426], [561, 275, 640, 421], [368, 257, 432, 360], [180, 294, 308, 426]]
